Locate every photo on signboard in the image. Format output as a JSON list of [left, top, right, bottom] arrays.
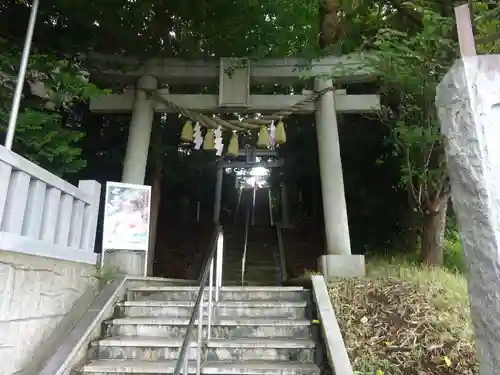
[[102, 182, 151, 251]]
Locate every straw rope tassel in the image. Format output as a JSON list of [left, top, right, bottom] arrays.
[[180, 120, 194, 142], [275, 120, 286, 144], [203, 128, 215, 150], [227, 132, 239, 157], [257, 126, 269, 148]]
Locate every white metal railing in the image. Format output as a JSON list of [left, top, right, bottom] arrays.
[[0, 146, 101, 264], [268, 187, 274, 226], [174, 225, 224, 375], [251, 186, 256, 226]]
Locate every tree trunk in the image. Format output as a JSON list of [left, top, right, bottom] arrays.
[[421, 198, 448, 266], [402, 183, 419, 250], [147, 160, 162, 276], [319, 0, 342, 49], [147, 121, 163, 277]]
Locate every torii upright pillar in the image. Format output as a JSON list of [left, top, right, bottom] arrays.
[[122, 75, 158, 183], [314, 77, 365, 278], [103, 75, 158, 276]]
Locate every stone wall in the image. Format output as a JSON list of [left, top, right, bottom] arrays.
[[0, 250, 98, 375]]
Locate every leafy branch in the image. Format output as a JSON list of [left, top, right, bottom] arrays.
[[0, 38, 109, 175]]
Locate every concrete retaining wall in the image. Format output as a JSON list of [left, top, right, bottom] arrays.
[[0, 250, 98, 375]]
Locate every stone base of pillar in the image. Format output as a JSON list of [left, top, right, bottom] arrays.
[[318, 254, 365, 279], [102, 249, 146, 276]]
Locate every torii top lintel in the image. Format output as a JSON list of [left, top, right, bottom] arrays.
[[89, 53, 377, 86]]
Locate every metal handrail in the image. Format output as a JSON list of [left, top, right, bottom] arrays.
[[173, 224, 224, 375], [251, 185, 256, 226], [268, 187, 274, 226], [241, 191, 251, 286]]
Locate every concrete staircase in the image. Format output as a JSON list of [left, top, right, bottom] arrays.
[[222, 187, 279, 285], [221, 227, 280, 286], [221, 228, 245, 284], [73, 285, 321, 375], [242, 227, 281, 285]]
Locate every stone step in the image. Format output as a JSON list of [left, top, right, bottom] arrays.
[[76, 359, 320, 375], [237, 280, 280, 286], [126, 286, 309, 302], [243, 271, 278, 277], [116, 301, 307, 319], [220, 281, 277, 287], [244, 258, 277, 263], [90, 337, 315, 362], [240, 274, 279, 282], [222, 269, 276, 272], [218, 262, 276, 268], [241, 275, 278, 281], [223, 262, 276, 268], [220, 279, 277, 283], [221, 275, 275, 281], [239, 279, 279, 285], [125, 278, 197, 289], [215, 270, 276, 275], [215, 262, 276, 272], [105, 318, 312, 339], [89, 337, 196, 361], [206, 339, 315, 362], [243, 266, 278, 271]]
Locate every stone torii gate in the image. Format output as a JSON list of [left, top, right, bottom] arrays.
[[90, 55, 380, 279]]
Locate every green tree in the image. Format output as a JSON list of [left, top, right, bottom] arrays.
[[350, 2, 500, 265], [0, 35, 107, 175], [9, 0, 500, 265]]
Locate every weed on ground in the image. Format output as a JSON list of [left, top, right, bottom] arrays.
[[328, 258, 476, 375]]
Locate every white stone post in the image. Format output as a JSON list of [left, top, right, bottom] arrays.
[[314, 77, 364, 278], [436, 55, 500, 375], [122, 75, 158, 184], [103, 75, 157, 276], [78, 180, 101, 256]]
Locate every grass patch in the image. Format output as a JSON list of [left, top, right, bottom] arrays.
[[328, 257, 475, 375], [443, 233, 465, 273]]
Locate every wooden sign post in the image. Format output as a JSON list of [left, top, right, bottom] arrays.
[[454, 3, 477, 57]]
